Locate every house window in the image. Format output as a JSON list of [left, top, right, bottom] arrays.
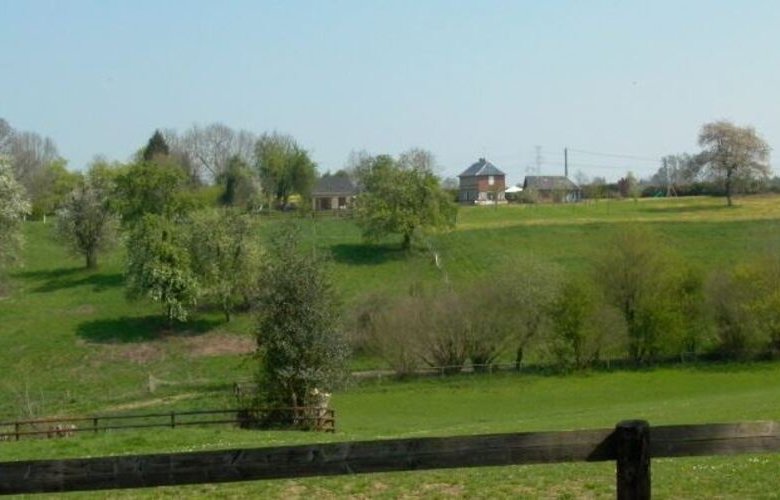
[[488, 175, 495, 186], [338, 197, 347, 208]]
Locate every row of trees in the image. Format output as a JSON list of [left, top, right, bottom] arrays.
[[0, 119, 322, 221], [0, 118, 80, 219], [573, 121, 773, 204], [351, 227, 780, 375], [42, 127, 458, 331]]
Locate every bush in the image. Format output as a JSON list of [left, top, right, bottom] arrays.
[[548, 278, 605, 369], [517, 188, 539, 204], [253, 223, 349, 416], [594, 227, 694, 363], [706, 254, 780, 358], [352, 292, 421, 376]]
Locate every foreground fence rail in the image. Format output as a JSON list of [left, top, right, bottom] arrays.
[[0, 407, 335, 441], [0, 420, 778, 498]]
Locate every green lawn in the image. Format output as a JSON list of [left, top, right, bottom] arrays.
[[4, 363, 780, 498], [2, 195, 780, 497], [2, 195, 780, 414]]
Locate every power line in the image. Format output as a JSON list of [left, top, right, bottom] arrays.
[[539, 160, 647, 171], [485, 147, 663, 164], [564, 162, 645, 170], [566, 148, 661, 163]]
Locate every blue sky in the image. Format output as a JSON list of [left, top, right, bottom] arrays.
[[2, 0, 779, 183]]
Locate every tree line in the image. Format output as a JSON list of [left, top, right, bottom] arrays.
[[350, 226, 780, 374], [561, 121, 775, 204]]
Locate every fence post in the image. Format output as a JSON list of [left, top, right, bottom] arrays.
[[615, 420, 650, 500], [14, 422, 19, 441], [170, 412, 176, 428], [93, 417, 98, 434]]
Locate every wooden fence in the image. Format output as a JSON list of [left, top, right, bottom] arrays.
[[0, 407, 335, 442], [0, 420, 778, 497]]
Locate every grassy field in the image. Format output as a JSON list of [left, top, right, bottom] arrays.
[[2, 195, 780, 414], [4, 364, 780, 498], [2, 195, 780, 497]]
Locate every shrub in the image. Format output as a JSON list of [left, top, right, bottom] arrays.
[[253, 223, 349, 416], [594, 227, 692, 363], [548, 278, 603, 369], [706, 254, 780, 358], [352, 292, 421, 376]]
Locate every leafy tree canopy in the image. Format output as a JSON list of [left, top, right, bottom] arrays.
[[354, 149, 457, 249], [217, 155, 261, 209], [125, 213, 199, 325], [254, 132, 316, 208], [254, 223, 348, 412], [55, 169, 118, 269], [189, 208, 264, 322], [114, 159, 192, 226], [697, 121, 771, 206], [142, 129, 170, 162]]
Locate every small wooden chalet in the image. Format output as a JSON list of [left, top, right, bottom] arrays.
[[523, 176, 581, 203], [311, 175, 357, 211], [458, 158, 507, 204]]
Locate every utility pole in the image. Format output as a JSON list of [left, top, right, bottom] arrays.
[[664, 157, 676, 197], [564, 147, 569, 178], [534, 145, 543, 175], [664, 158, 670, 197]]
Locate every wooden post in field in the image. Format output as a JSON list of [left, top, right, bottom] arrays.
[[616, 420, 650, 500]]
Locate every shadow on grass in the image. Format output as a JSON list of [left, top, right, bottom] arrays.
[[638, 204, 731, 214], [76, 315, 222, 344], [14, 267, 124, 293], [330, 243, 406, 266]]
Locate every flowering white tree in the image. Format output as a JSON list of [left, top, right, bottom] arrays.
[[56, 177, 118, 269], [0, 160, 31, 287]]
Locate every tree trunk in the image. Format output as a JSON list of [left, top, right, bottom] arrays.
[[86, 251, 98, 270], [725, 169, 733, 207], [515, 346, 524, 371], [166, 305, 174, 329], [402, 232, 412, 250]]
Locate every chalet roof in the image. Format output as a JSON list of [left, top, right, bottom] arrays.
[[312, 175, 357, 196], [523, 176, 579, 191], [458, 158, 505, 177]]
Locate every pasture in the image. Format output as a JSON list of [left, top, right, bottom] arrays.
[[2, 364, 780, 497], [1, 194, 780, 497]]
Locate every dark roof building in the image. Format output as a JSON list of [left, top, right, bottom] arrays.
[[522, 176, 581, 203], [312, 175, 357, 197], [458, 158, 505, 178], [311, 175, 357, 211], [457, 158, 507, 204]]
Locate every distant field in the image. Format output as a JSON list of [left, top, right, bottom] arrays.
[[1, 195, 780, 416], [1, 195, 780, 497]]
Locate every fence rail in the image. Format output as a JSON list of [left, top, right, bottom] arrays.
[[0, 420, 778, 497], [0, 407, 335, 441]]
